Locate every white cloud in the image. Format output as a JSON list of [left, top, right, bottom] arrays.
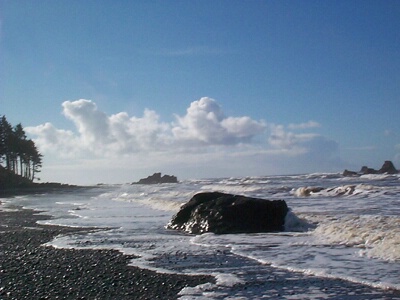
[[25, 122, 82, 158], [268, 124, 319, 152], [107, 108, 171, 153], [59, 100, 171, 155], [267, 124, 339, 166], [221, 116, 266, 138], [26, 97, 341, 184], [62, 100, 112, 147], [172, 97, 266, 145], [28, 97, 265, 158]]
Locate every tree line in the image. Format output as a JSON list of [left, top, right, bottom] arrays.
[[0, 115, 42, 182]]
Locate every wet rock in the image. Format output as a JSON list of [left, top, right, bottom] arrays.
[[360, 166, 378, 174], [379, 160, 398, 174], [167, 192, 288, 234], [342, 169, 358, 177]]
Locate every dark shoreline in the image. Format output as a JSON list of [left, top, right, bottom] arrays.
[[0, 206, 214, 299], [0, 183, 92, 198]]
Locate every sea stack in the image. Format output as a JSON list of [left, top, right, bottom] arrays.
[[133, 173, 178, 184], [343, 160, 398, 176], [379, 161, 398, 174]]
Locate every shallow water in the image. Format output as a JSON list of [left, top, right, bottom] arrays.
[[2, 173, 400, 298]]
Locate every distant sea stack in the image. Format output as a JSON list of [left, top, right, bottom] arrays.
[[133, 173, 178, 184], [343, 160, 399, 177]]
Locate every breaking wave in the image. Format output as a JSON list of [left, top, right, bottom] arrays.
[[311, 214, 400, 262], [293, 184, 388, 198]]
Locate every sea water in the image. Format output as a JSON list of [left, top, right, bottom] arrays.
[[2, 173, 399, 298]]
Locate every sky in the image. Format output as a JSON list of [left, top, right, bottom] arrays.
[[1, 0, 399, 184]]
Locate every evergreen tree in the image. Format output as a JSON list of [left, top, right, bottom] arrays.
[[13, 123, 27, 176], [0, 115, 42, 182], [0, 116, 13, 171]]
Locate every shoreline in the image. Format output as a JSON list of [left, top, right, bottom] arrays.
[[1, 204, 400, 299], [0, 205, 214, 299], [0, 183, 93, 198]]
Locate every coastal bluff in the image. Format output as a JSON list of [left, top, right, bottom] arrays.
[[132, 173, 178, 184], [166, 192, 288, 234], [343, 160, 398, 177]]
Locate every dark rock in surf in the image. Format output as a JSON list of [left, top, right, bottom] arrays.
[[166, 192, 288, 234], [360, 166, 378, 174], [342, 160, 399, 176], [379, 160, 398, 174], [342, 169, 358, 177], [133, 173, 178, 184]]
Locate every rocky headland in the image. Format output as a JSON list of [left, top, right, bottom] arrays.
[[0, 166, 80, 197]]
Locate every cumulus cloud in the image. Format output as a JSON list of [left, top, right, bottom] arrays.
[[172, 97, 266, 145], [27, 97, 266, 158], [60, 99, 172, 155], [25, 122, 82, 158], [62, 100, 112, 146], [108, 109, 171, 152], [25, 97, 343, 184]]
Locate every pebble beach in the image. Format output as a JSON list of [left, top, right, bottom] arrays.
[[1, 201, 400, 299], [0, 206, 214, 299]]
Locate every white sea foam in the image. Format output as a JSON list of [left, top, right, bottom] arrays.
[[2, 174, 400, 297], [312, 214, 400, 261], [284, 210, 315, 232], [293, 186, 324, 197], [293, 183, 389, 198], [360, 173, 397, 180], [113, 192, 184, 212], [200, 183, 265, 195]]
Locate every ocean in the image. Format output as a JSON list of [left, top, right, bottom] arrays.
[[2, 173, 399, 299]]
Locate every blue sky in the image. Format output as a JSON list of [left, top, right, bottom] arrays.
[[1, 0, 399, 184]]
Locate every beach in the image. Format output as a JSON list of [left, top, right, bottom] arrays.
[[1, 173, 400, 299], [1, 205, 400, 299], [0, 206, 214, 299]]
